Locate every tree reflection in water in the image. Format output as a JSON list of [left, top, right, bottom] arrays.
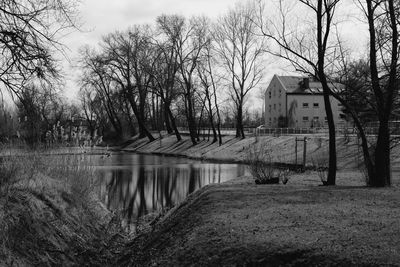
[[97, 153, 246, 224]]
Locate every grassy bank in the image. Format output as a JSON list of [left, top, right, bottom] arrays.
[[118, 134, 400, 266], [0, 152, 127, 266], [120, 176, 400, 266], [124, 134, 400, 170]]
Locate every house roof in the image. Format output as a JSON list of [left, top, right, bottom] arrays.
[[275, 75, 344, 94], [276, 76, 304, 93]]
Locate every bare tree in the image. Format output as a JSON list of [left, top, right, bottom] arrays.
[[79, 47, 124, 138], [256, 0, 340, 185], [0, 0, 78, 97], [102, 27, 155, 142], [359, 0, 399, 186], [214, 2, 266, 139], [197, 39, 223, 144], [146, 29, 182, 141], [157, 15, 209, 145]]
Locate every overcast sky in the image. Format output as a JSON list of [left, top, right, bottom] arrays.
[[61, 0, 368, 110], [62, 0, 236, 100]]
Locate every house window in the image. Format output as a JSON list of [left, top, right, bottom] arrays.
[[279, 89, 282, 97], [302, 103, 309, 108], [313, 116, 319, 120], [324, 117, 328, 121], [278, 103, 281, 112], [269, 91, 271, 99], [303, 116, 309, 121], [313, 103, 319, 108]]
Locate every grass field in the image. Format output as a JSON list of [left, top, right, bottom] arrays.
[[121, 174, 400, 266]]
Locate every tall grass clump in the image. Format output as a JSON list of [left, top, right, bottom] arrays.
[[40, 154, 99, 206]]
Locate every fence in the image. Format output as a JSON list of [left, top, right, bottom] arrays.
[[254, 126, 400, 137], [175, 126, 400, 137]]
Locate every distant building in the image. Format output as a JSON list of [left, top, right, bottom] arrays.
[[264, 75, 346, 128]]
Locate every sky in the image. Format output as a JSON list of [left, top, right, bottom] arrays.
[[62, 0, 237, 100], [60, 0, 369, 111]]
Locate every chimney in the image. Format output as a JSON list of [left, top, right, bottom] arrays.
[[303, 77, 309, 89]]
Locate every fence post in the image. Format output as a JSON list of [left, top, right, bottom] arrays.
[[295, 138, 298, 165], [303, 137, 307, 168]]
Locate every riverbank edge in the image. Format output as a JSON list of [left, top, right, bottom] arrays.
[[0, 154, 129, 266], [121, 135, 315, 171]]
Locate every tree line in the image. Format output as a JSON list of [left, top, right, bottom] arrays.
[[78, 4, 266, 145]]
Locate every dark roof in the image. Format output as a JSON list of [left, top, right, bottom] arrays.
[[276, 76, 304, 93], [275, 75, 344, 94]]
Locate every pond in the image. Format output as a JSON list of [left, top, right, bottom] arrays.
[[95, 152, 248, 224]]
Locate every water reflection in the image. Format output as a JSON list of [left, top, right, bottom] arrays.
[[97, 153, 246, 223]]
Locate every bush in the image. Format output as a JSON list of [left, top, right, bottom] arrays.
[[246, 143, 275, 182], [311, 155, 329, 185]]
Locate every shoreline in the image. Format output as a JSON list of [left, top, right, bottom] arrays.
[[121, 134, 371, 171]]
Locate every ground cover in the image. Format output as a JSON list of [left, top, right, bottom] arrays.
[[124, 134, 400, 171], [2, 134, 399, 266], [120, 174, 400, 266], [120, 134, 400, 266], [0, 152, 127, 266]]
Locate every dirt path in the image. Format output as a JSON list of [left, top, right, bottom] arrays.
[[120, 175, 400, 266]]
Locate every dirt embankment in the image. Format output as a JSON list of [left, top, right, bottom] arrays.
[[120, 176, 400, 266], [123, 134, 400, 170], [0, 174, 127, 266]]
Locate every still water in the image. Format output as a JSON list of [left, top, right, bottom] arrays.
[[95, 153, 247, 223]]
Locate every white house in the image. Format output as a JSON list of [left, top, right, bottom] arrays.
[[264, 75, 346, 128]]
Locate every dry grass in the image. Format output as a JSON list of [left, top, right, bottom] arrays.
[[0, 150, 127, 266], [124, 134, 394, 171], [124, 176, 400, 266]]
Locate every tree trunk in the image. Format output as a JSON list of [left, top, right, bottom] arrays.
[[321, 80, 336, 185], [166, 105, 181, 141], [205, 89, 217, 143], [371, 120, 391, 186], [197, 103, 205, 142], [127, 92, 155, 142], [164, 103, 173, 134], [186, 87, 197, 145], [209, 113, 217, 143], [151, 92, 157, 131], [213, 87, 223, 145], [236, 103, 245, 139]]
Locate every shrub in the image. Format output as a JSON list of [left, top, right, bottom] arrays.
[[246, 143, 274, 181], [311, 156, 329, 185]]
